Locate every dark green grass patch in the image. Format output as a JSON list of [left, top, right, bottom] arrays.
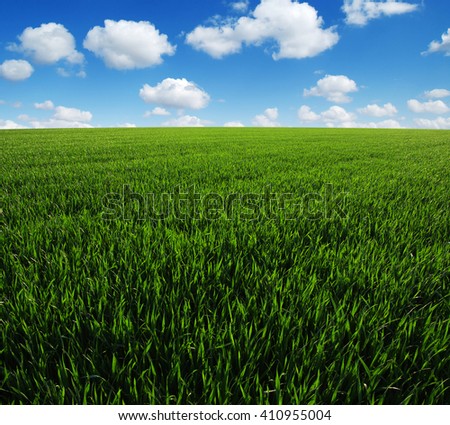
[[1, 128, 449, 404]]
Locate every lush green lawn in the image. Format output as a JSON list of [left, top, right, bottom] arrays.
[[1, 128, 449, 404]]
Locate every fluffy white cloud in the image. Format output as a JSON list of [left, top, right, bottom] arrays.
[[161, 115, 210, 127], [84, 20, 175, 70], [34, 100, 55, 110], [423, 29, 450, 56], [407, 99, 450, 114], [358, 102, 398, 117], [298, 105, 321, 122], [8, 23, 84, 65], [119, 123, 137, 128], [252, 108, 280, 127], [144, 107, 171, 117], [53, 106, 92, 122], [304, 75, 358, 103], [371, 119, 402, 128], [322, 106, 356, 124], [27, 104, 93, 128], [186, 0, 339, 60], [414, 117, 450, 130], [0, 59, 34, 81], [230, 1, 250, 13], [224, 121, 245, 127], [253, 108, 280, 126], [139, 78, 210, 110], [29, 119, 93, 129], [424, 89, 450, 99], [297, 105, 402, 128], [343, 0, 419, 26], [0, 119, 27, 129]]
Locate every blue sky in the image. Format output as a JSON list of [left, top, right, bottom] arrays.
[[0, 0, 449, 129]]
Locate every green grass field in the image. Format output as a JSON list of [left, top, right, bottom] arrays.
[[1, 128, 449, 404]]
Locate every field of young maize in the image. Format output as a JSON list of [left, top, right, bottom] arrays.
[[1, 128, 449, 404]]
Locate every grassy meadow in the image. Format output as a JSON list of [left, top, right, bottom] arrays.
[[1, 128, 449, 404]]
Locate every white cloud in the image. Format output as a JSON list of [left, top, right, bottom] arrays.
[[139, 78, 210, 110], [304, 75, 358, 103], [119, 123, 137, 128], [8, 23, 84, 65], [56, 67, 86, 78], [0, 59, 34, 81], [34, 100, 55, 110], [29, 119, 93, 129], [321, 105, 356, 124], [407, 99, 450, 114], [351, 119, 403, 128], [358, 102, 398, 117], [252, 108, 280, 127], [0, 119, 27, 129], [424, 89, 450, 99], [230, 1, 250, 13], [18, 114, 32, 121], [161, 115, 210, 127], [28, 104, 93, 128], [144, 107, 171, 117], [414, 117, 450, 129], [224, 121, 245, 127], [423, 28, 450, 56], [186, 0, 339, 60], [343, 0, 419, 26], [297, 105, 402, 128], [53, 106, 92, 122], [84, 20, 175, 70], [298, 105, 321, 122]]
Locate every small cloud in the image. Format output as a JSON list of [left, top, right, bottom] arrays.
[[161, 115, 210, 127], [119, 123, 137, 128], [358, 102, 398, 117], [298, 105, 321, 122], [18, 114, 33, 121], [407, 99, 450, 114], [12, 101, 22, 108], [57, 67, 71, 77], [321, 105, 356, 124], [8, 23, 84, 65], [29, 119, 93, 129], [144, 107, 171, 117], [297, 105, 401, 128], [186, 0, 339, 60], [34, 100, 55, 110], [224, 121, 245, 127], [140, 78, 210, 110], [84, 19, 175, 70], [304, 74, 358, 103], [252, 108, 280, 127], [424, 89, 450, 99], [0, 119, 27, 129], [414, 117, 450, 129], [423, 28, 450, 56], [53, 106, 92, 122], [29, 103, 94, 128], [229, 1, 249, 13], [343, 0, 419, 27], [0, 59, 34, 81]]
